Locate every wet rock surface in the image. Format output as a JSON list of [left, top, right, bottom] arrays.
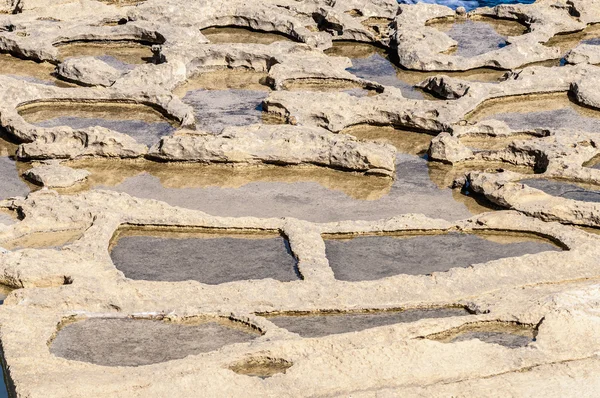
[[110, 229, 299, 284], [50, 317, 260, 366], [324, 232, 561, 281], [265, 307, 470, 337]]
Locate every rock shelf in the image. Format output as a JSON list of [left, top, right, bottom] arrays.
[[0, 0, 600, 396]]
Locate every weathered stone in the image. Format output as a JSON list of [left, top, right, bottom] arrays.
[[148, 125, 397, 175], [418, 75, 470, 99], [23, 162, 90, 188], [56, 56, 123, 87]]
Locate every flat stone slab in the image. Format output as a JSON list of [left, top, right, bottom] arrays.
[[429, 322, 536, 348], [19, 102, 178, 147], [110, 229, 300, 284], [265, 307, 470, 338], [324, 232, 560, 281], [521, 179, 600, 203], [50, 317, 260, 366], [467, 93, 600, 132]]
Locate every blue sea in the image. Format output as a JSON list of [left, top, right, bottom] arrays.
[[399, 0, 536, 12]]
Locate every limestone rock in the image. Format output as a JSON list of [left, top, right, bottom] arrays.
[[417, 75, 470, 99], [23, 162, 90, 188], [148, 124, 397, 175], [56, 57, 123, 87], [428, 132, 474, 164]]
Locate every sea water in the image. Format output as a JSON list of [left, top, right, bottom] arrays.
[[398, 0, 535, 12]]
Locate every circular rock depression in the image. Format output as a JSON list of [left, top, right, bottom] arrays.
[[18, 101, 179, 147]]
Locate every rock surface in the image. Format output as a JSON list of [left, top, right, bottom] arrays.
[[23, 162, 90, 188]]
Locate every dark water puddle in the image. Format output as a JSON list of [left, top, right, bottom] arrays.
[[323, 231, 561, 281], [110, 227, 299, 284], [521, 178, 600, 203], [325, 42, 505, 99], [263, 307, 470, 338], [19, 102, 178, 147], [428, 321, 536, 348], [174, 69, 271, 134], [466, 92, 600, 132], [545, 23, 600, 55], [50, 317, 260, 366], [56, 41, 153, 72], [229, 357, 293, 378], [201, 27, 293, 45], [427, 16, 527, 57]]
